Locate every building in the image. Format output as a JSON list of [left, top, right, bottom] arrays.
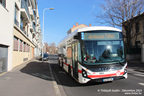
[[122, 12, 144, 48], [67, 23, 91, 35], [0, 0, 42, 73], [122, 12, 144, 61]]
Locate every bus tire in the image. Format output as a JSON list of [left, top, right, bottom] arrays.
[[61, 62, 63, 69], [58, 60, 60, 66], [68, 65, 71, 75]]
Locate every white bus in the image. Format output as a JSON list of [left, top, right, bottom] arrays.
[[58, 26, 127, 84]]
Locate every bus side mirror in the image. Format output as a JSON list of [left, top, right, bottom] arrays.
[[73, 33, 81, 39]]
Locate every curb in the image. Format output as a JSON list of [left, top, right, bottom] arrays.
[[48, 63, 62, 96]]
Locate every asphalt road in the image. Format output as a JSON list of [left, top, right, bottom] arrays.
[[49, 55, 144, 96]]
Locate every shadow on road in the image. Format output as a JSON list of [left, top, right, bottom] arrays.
[[20, 61, 54, 81]]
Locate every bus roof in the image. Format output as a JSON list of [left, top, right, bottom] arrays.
[[58, 26, 122, 46], [77, 26, 121, 32]]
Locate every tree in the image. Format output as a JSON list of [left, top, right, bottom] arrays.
[[95, 0, 144, 48], [44, 43, 49, 52], [49, 42, 56, 54]]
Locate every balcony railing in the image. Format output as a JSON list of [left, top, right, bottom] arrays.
[[21, 0, 30, 19], [14, 18, 19, 27], [32, 23, 36, 33], [20, 25, 27, 36], [33, 10, 36, 22]]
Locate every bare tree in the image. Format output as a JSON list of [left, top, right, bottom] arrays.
[[44, 43, 49, 53], [95, 0, 144, 48], [49, 42, 56, 54]]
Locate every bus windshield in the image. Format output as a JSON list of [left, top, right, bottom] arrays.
[[82, 40, 125, 65]]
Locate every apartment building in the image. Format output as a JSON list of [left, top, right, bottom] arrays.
[[0, 0, 42, 73]]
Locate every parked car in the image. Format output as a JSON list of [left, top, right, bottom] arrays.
[[43, 53, 49, 61]]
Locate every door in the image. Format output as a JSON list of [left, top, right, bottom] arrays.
[[0, 45, 8, 73], [72, 42, 78, 79]]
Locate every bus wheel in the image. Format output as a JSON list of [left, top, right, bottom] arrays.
[[58, 60, 60, 66], [61, 62, 63, 69], [68, 65, 71, 75]]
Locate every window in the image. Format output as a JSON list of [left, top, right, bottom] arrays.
[[67, 47, 72, 58], [27, 45, 29, 52], [20, 40, 23, 52], [135, 41, 141, 48], [15, 4, 18, 20], [0, 0, 6, 8], [24, 42, 26, 52], [13, 37, 18, 51], [14, 4, 19, 26]]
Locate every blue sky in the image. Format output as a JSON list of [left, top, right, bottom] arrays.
[[37, 0, 105, 46]]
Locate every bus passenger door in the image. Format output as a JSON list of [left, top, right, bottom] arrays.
[[72, 42, 78, 79]]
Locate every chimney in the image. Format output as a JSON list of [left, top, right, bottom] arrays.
[[73, 25, 75, 28], [76, 22, 78, 26], [89, 23, 91, 26]]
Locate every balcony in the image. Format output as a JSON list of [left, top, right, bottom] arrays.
[[28, 6, 33, 16], [32, 38, 38, 47], [31, 0, 36, 9], [29, 21, 36, 34], [20, 26, 27, 36], [21, 0, 30, 23], [14, 18, 19, 27], [36, 27, 41, 33], [33, 10, 36, 23], [36, 19, 40, 26]]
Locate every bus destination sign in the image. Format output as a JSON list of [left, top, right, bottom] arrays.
[[82, 33, 119, 40]]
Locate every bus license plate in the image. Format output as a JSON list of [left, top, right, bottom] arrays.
[[103, 78, 113, 82]]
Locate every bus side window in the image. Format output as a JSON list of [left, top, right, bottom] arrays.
[[67, 47, 72, 64], [78, 43, 81, 62], [67, 47, 72, 58]]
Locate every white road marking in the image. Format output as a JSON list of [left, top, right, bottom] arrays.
[[133, 74, 144, 77], [138, 83, 144, 86]]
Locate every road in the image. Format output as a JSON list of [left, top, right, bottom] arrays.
[[49, 55, 144, 96]]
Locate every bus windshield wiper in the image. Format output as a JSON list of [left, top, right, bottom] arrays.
[[113, 60, 124, 66], [118, 61, 124, 66]]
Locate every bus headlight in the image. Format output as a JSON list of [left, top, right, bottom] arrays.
[[82, 69, 88, 78], [123, 65, 127, 75]]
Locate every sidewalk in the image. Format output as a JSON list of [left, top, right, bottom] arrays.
[[0, 58, 57, 96], [127, 60, 144, 75]]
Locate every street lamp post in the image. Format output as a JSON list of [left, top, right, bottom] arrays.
[[42, 8, 54, 62]]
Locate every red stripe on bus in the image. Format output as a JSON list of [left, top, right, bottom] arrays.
[[63, 62, 68, 66], [88, 71, 124, 78], [78, 70, 82, 73]]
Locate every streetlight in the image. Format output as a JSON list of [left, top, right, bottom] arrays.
[[42, 8, 54, 62]]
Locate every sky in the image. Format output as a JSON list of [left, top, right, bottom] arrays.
[[37, 0, 106, 46]]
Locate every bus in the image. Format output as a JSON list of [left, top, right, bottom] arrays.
[[58, 26, 127, 84]]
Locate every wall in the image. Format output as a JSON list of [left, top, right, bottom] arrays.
[[12, 27, 35, 68], [0, 0, 15, 71]]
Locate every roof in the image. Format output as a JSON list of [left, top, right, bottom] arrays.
[[123, 12, 144, 23]]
